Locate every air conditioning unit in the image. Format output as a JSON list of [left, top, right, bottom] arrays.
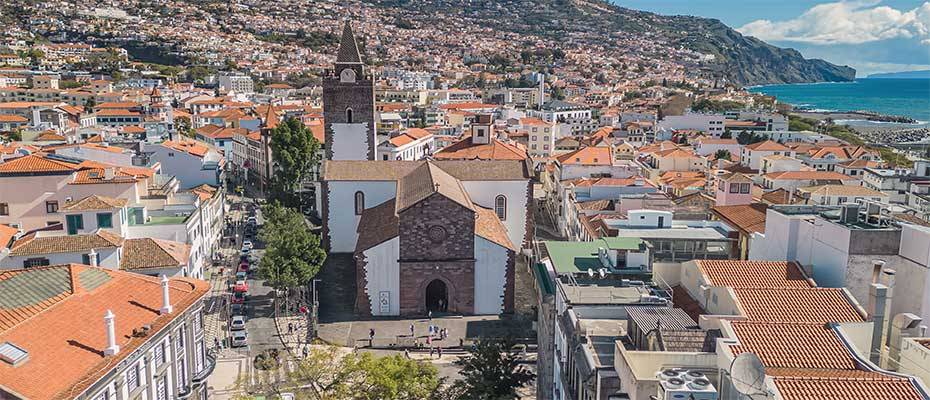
[[658, 374, 718, 400]]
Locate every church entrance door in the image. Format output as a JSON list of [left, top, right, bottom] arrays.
[[425, 279, 448, 312]]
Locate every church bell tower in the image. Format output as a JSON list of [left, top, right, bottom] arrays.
[[323, 21, 376, 160]]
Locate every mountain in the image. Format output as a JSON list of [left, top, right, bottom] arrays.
[[867, 70, 930, 79], [366, 0, 856, 86]]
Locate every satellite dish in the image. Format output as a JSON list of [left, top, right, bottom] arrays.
[[730, 352, 767, 397]]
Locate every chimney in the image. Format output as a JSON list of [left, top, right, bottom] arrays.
[[868, 282, 888, 365], [104, 167, 115, 180], [871, 260, 886, 284], [160, 275, 173, 315], [88, 249, 98, 267], [887, 313, 922, 370], [104, 310, 120, 356]]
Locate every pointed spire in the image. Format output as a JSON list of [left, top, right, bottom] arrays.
[[336, 20, 363, 64], [263, 105, 279, 130]]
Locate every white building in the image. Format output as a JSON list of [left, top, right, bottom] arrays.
[[217, 74, 254, 95], [0, 264, 213, 400], [376, 128, 435, 161], [657, 113, 725, 137]]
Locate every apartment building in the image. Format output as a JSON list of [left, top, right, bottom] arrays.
[[0, 264, 213, 400]]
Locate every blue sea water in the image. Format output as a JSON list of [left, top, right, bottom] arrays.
[[747, 79, 930, 124]]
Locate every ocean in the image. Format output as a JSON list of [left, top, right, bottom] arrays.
[[747, 79, 930, 126]]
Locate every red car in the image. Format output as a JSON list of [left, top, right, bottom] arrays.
[[238, 261, 249, 273], [233, 280, 249, 293], [231, 291, 246, 304]]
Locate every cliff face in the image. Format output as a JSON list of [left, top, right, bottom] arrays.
[[370, 0, 856, 86], [662, 17, 856, 85]]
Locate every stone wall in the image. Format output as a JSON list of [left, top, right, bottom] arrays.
[[398, 193, 476, 315], [323, 66, 376, 160]]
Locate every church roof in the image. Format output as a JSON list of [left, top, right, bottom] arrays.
[[336, 21, 363, 64], [396, 161, 474, 213], [323, 160, 531, 181]]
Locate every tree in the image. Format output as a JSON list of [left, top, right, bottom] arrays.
[[720, 129, 732, 139], [246, 346, 439, 400], [714, 149, 732, 161], [175, 116, 194, 138], [258, 203, 326, 289], [84, 97, 96, 110], [269, 117, 322, 208], [448, 339, 534, 399]]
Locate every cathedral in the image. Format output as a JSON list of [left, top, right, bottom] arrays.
[[321, 22, 533, 316]]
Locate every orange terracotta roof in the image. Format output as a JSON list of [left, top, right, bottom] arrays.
[[307, 120, 324, 143], [0, 264, 209, 400], [160, 139, 210, 158], [94, 109, 140, 117], [10, 230, 124, 256], [696, 260, 813, 289], [712, 203, 768, 234], [730, 322, 858, 370], [733, 288, 865, 323], [437, 102, 497, 111], [0, 224, 18, 249], [474, 206, 514, 250], [0, 115, 28, 123], [520, 117, 549, 126], [35, 132, 66, 141], [745, 140, 790, 152], [433, 137, 527, 161], [189, 184, 218, 202], [772, 374, 922, 400], [556, 146, 612, 165], [0, 153, 80, 174]]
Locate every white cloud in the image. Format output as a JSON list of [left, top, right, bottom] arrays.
[[738, 1, 930, 45]]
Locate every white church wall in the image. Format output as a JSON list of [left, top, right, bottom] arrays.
[[363, 237, 400, 316], [461, 180, 529, 248], [330, 123, 371, 160], [474, 236, 508, 315], [327, 180, 397, 252]]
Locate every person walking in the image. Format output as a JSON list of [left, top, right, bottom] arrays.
[[409, 323, 415, 337], [369, 328, 376, 347], [437, 346, 443, 359], [428, 310, 432, 322], [302, 346, 309, 358], [404, 349, 410, 359]]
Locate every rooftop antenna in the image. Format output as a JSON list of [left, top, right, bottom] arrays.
[[730, 352, 768, 398]]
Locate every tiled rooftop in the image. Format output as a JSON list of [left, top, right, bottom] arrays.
[[0, 264, 209, 400], [697, 260, 811, 289], [730, 322, 857, 370], [733, 288, 865, 324]]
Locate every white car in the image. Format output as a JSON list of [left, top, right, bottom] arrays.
[[240, 247, 250, 255], [242, 240, 253, 250], [231, 331, 248, 347], [230, 315, 246, 331]]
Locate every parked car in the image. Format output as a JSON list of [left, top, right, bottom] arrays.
[[242, 240, 253, 250], [231, 291, 247, 304], [231, 330, 248, 347], [230, 315, 247, 331], [238, 262, 249, 273], [233, 280, 249, 293], [240, 247, 250, 256], [230, 303, 245, 316], [235, 271, 247, 281]]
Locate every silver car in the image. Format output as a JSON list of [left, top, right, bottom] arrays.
[[230, 331, 248, 347], [230, 315, 246, 331]]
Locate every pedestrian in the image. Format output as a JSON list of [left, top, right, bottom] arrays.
[[369, 328, 375, 346], [437, 346, 443, 359], [426, 335, 432, 346], [404, 349, 410, 359], [428, 325, 434, 336], [288, 322, 293, 334], [409, 323, 415, 337], [429, 347, 434, 358], [214, 337, 221, 350], [428, 310, 432, 322], [302, 346, 308, 358]]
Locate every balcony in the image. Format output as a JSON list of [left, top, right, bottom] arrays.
[[192, 352, 216, 384]]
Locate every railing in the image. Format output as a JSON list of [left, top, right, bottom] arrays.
[[191, 352, 216, 384]]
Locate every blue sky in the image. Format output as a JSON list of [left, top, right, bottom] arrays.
[[612, 1, 930, 76]]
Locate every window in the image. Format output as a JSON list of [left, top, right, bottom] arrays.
[[96, 212, 113, 228], [126, 362, 140, 391], [532, 135, 537, 141], [739, 183, 751, 194], [0, 203, 8, 216], [354, 191, 365, 215], [729, 183, 739, 193], [154, 341, 166, 367], [93, 389, 109, 400], [155, 375, 167, 400], [494, 195, 507, 220], [46, 201, 58, 213], [346, 108, 353, 123], [24, 258, 50, 268]]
